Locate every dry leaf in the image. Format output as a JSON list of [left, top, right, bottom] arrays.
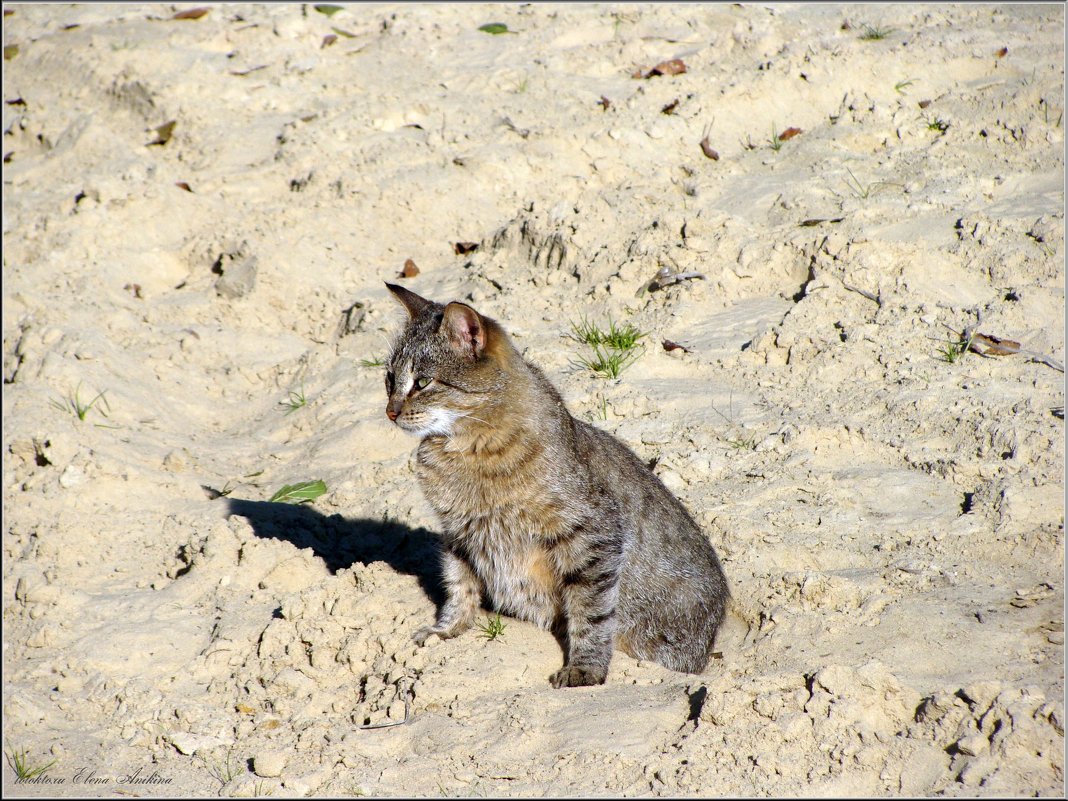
[[661, 98, 680, 115], [172, 7, 210, 21], [645, 58, 686, 78], [454, 242, 478, 255], [918, 99, 932, 109], [321, 34, 338, 48], [400, 258, 419, 278], [778, 126, 802, 141], [3, 44, 19, 60], [700, 137, 719, 160], [149, 120, 176, 146], [598, 96, 611, 111], [995, 46, 1008, 58], [799, 217, 844, 227], [970, 332, 1021, 356], [5, 97, 26, 106], [175, 181, 193, 192], [662, 340, 690, 353]]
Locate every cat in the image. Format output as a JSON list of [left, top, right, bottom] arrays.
[[383, 282, 730, 687]]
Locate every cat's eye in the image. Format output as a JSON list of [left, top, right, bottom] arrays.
[[414, 376, 432, 390]]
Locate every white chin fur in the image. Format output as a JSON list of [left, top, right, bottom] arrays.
[[402, 408, 461, 438]]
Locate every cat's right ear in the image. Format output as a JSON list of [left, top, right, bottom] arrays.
[[385, 282, 431, 318]]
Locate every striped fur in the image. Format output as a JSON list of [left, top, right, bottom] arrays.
[[384, 283, 730, 687]]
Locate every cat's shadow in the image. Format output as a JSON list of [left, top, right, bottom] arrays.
[[224, 498, 446, 610]]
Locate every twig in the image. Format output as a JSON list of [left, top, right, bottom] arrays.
[[359, 679, 413, 730], [841, 280, 880, 305]]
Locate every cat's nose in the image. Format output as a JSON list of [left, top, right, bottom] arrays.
[[386, 408, 399, 422]]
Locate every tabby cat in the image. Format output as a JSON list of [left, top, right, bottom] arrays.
[[383, 283, 730, 687]]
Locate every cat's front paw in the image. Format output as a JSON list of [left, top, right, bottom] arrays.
[[412, 626, 442, 646], [550, 665, 607, 688]]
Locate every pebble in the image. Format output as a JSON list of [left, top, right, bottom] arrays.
[[253, 750, 287, 778]]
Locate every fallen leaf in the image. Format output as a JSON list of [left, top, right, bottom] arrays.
[[641, 58, 686, 78], [3, 44, 19, 60], [970, 332, 1021, 356], [662, 340, 690, 353], [124, 283, 143, 299], [321, 34, 338, 48], [995, 46, 1008, 58], [798, 217, 844, 227], [331, 26, 356, 38], [3, 9, 13, 16], [175, 181, 193, 192], [598, 96, 612, 111], [454, 242, 478, 255], [149, 120, 176, 146], [661, 98, 680, 115], [2, 152, 12, 163], [313, 4, 343, 16], [700, 137, 719, 160], [778, 126, 802, 141], [400, 258, 419, 278], [478, 22, 512, 35], [269, 480, 327, 504], [5, 97, 26, 106], [172, 7, 210, 21], [918, 99, 932, 109]]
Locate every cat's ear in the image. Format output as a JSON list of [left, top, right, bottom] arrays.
[[440, 302, 486, 360], [385, 282, 431, 318]]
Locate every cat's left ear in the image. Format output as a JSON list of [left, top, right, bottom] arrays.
[[441, 302, 486, 360], [385, 282, 431, 318]]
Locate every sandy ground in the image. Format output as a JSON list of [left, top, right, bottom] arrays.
[[2, 2, 1065, 797]]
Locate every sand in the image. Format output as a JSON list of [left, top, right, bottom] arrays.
[[2, 2, 1064, 797]]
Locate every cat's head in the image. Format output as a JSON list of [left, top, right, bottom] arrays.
[[383, 283, 510, 438]]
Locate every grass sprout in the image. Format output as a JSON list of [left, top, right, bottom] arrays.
[[937, 330, 975, 363], [279, 385, 307, 415], [925, 116, 950, 134], [859, 24, 895, 40], [843, 166, 903, 200], [768, 124, 783, 151], [570, 317, 646, 350], [358, 356, 385, 368], [6, 748, 57, 780], [50, 382, 110, 422], [575, 344, 643, 379], [894, 77, 916, 94], [477, 612, 507, 641]]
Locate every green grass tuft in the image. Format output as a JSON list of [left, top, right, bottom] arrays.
[[477, 612, 507, 641], [50, 382, 110, 422], [278, 385, 307, 415], [859, 24, 895, 41], [7, 747, 57, 780]]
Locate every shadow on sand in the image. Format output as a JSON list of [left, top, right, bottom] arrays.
[[225, 497, 446, 609]]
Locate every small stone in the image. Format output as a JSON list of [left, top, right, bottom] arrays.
[[58, 464, 85, 488], [253, 750, 287, 778]]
